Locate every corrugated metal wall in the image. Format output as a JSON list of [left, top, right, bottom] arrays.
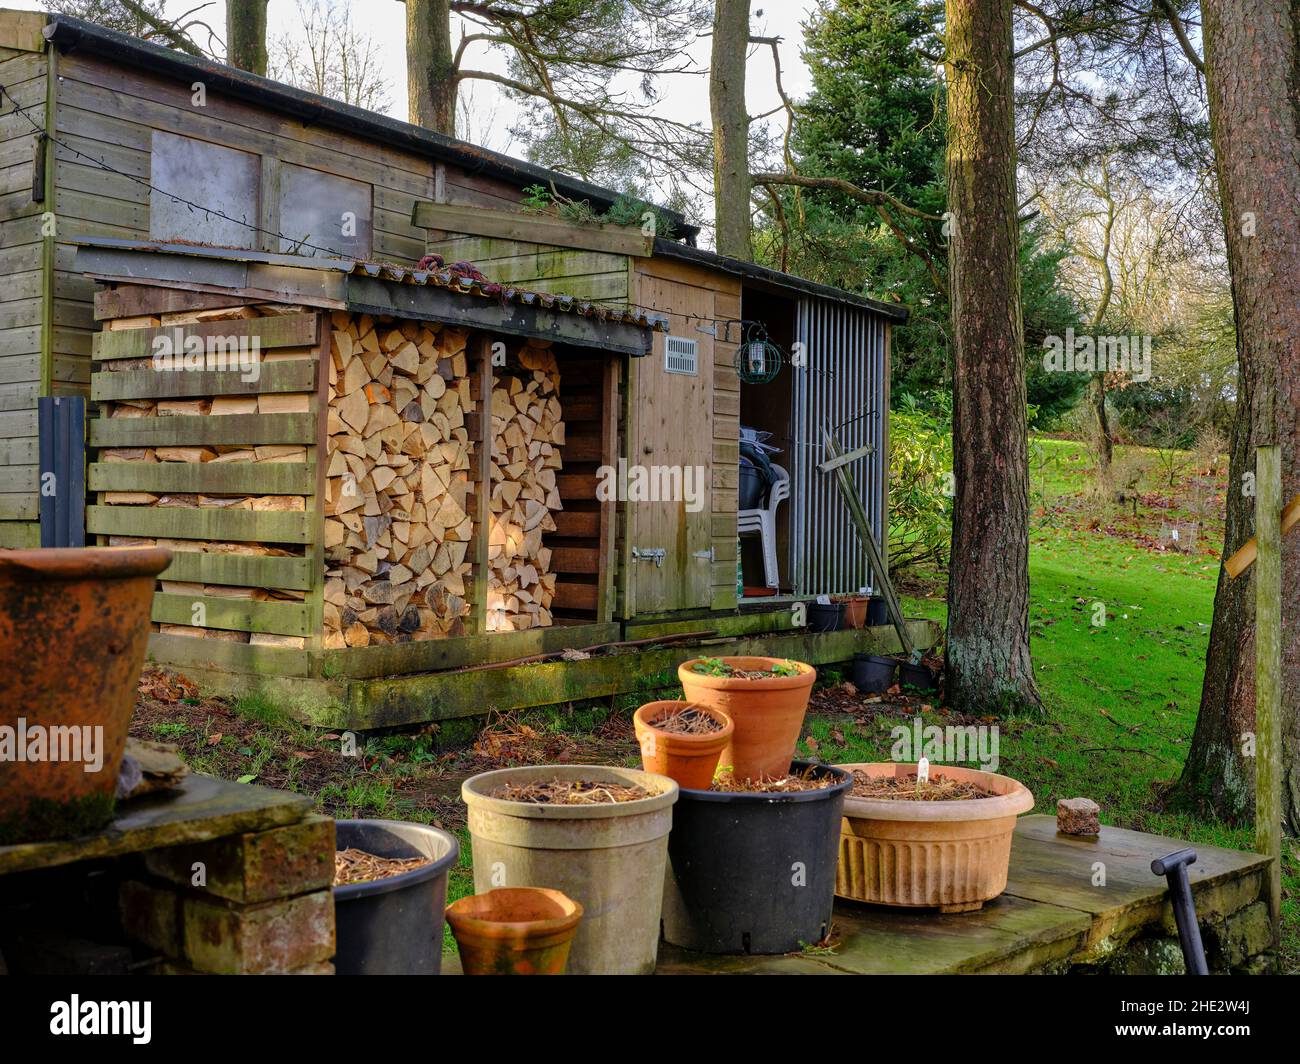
[[790, 298, 888, 596]]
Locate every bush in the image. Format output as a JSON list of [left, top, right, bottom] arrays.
[[889, 392, 953, 575]]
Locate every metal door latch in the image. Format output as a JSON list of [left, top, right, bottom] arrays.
[[692, 548, 715, 562], [633, 547, 666, 567]]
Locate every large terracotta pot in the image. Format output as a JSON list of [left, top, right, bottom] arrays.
[[833, 762, 1034, 913], [0, 546, 172, 845], [678, 657, 815, 781], [447, 888, 583, 975], [633, 700, 733, 790]]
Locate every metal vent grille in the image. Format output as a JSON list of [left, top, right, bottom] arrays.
[[664, 335, 699, 376]]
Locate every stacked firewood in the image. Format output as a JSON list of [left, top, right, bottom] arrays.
[[486, 343, 564, 632], [322, 312, 475, 648]]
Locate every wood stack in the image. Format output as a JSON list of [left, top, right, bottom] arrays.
[[322, 312, 475, 648], [486, 344, 565, 632]]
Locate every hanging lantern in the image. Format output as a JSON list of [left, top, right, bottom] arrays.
[[734, 324, 784, 384]]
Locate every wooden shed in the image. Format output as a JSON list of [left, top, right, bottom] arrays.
[[1, 10, 936, 727]]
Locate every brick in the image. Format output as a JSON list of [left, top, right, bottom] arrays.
[[144, 815, 335, 904], [119, 879, 182, 955], [182, 889, 335, 974], [1056, 797, 1100, 836]]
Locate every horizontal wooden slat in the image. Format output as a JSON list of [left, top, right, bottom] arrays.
[[550, 546, 600, 573], [160, 550, 316, 592], [552, 511, 600, 538], [555, 473, 599, 498], [89, 413, 316, 447], [562, 432, 603, 462], [414, 201, 651, 257], [86, 504, 313, 544], [559, 394, 602, 421], [92, 313, 319, 360], [89, 461, 316, 496], [553, 581, 599, 611], [147, 632, 313, 678], [151, 592, 310, 637], [91, 359, 318, 400]]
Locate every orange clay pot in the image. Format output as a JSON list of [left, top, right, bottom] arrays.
[[633, 700, 734, 790], [838, 596, 868, 630], [678, 657, 816, 781], [833, 762, 1035, 913], [0, 546, 172, 845], [447, 888, 584, 975]]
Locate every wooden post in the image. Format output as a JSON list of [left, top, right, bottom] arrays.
[[468, 335, 494, 636], [1255, 442, 1282, 943]]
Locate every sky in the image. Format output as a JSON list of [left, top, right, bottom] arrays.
[[19, 0, 817, 158]]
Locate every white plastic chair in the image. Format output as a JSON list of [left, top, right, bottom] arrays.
[[737, 464, 789, 589]]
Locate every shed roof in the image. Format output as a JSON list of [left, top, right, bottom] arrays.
[[75, 239, 664, 358]]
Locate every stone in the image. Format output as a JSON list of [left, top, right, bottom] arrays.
[[182, 889, 335, 974], [1205, 900, 1272, 969], [1112, 935, 1186, 975], [119, 879, 182, 955], [1056, 797, 1100, 836]]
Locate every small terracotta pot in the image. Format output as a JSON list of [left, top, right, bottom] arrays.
[[833, 762, 1034, 912], [678, 657, 815, 781], [838, 596, 868, 630], [0, 546, 172, 844], [633, 700, 733, 790], [447, 888, 584, 975]]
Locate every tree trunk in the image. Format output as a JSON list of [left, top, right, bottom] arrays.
[[226, 0, 269, 76], [942, 0, 1041, 715], [1174, 0, 1300, 829], [1090, 374, 1112, 471], [710, 0, 752, 259], [405, 0, 457, 135]]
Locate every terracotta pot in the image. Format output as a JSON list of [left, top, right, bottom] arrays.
[[633, 700, 734, 790], [833, 762, 1034, 913], [447, 888, 583, 975], [838, 596, 868, 630], [678, 657, 815, 781], [0, 546, 172, 845]]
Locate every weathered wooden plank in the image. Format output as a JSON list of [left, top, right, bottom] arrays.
[[86, 504, 312, 544], [91, 313, 319, 360], [553, 581, 599, 611], [552, 510, 601, 538], [0, 494, 37, 520], [159, 549, 315, 592], [0, 10, 48, 52], [89, 461, 316, 496], [151, 592, 310, 637], [89, 412, 317, 447], [91, 359, 318, 400], [550, 547, 600, 574], [414, 201, 652, 257], [147, 632, 314, 678]]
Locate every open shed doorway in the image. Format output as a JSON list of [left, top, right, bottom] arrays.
[[737, 287, 798, 597]]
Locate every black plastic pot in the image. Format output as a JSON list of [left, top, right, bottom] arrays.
[[661, 761, 851, 955], [852, 653, 896, 693], [333, 819, 460, 975], [866, 596, 888, 626], [898, 660, 940, 692], [807, 601, 842, 632], [739, 464, 765, 510]]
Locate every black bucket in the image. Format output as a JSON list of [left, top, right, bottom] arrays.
[[898, 660, 940, 692], [661, 761, 851, 955], [866, 596, 888, 626], [852, 653, 896, 693], [738, 464, 765, 510], [807, 601, 843, 632], [333, 819, 460, 975]]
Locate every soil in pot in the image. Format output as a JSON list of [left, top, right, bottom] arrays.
[[446, 888, 583, 975], [462, 765, 678, 975], [0, 546, 172, 845], [333, 819, 460, 975], [834, 763, 1034, 913], [634, 700, 733, 790], [661, 761, 851, 955], [852, 653, 896, 694], [678, 657, 816, 782]]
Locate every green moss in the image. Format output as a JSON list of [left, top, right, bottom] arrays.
[[0, 793, 117, 846]]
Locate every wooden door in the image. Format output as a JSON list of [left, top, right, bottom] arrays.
[[630, 274, 715, 614]]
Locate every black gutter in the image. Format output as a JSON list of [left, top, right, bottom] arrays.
[[652, 240, 910, 323], [42, 14, 698, 242]]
